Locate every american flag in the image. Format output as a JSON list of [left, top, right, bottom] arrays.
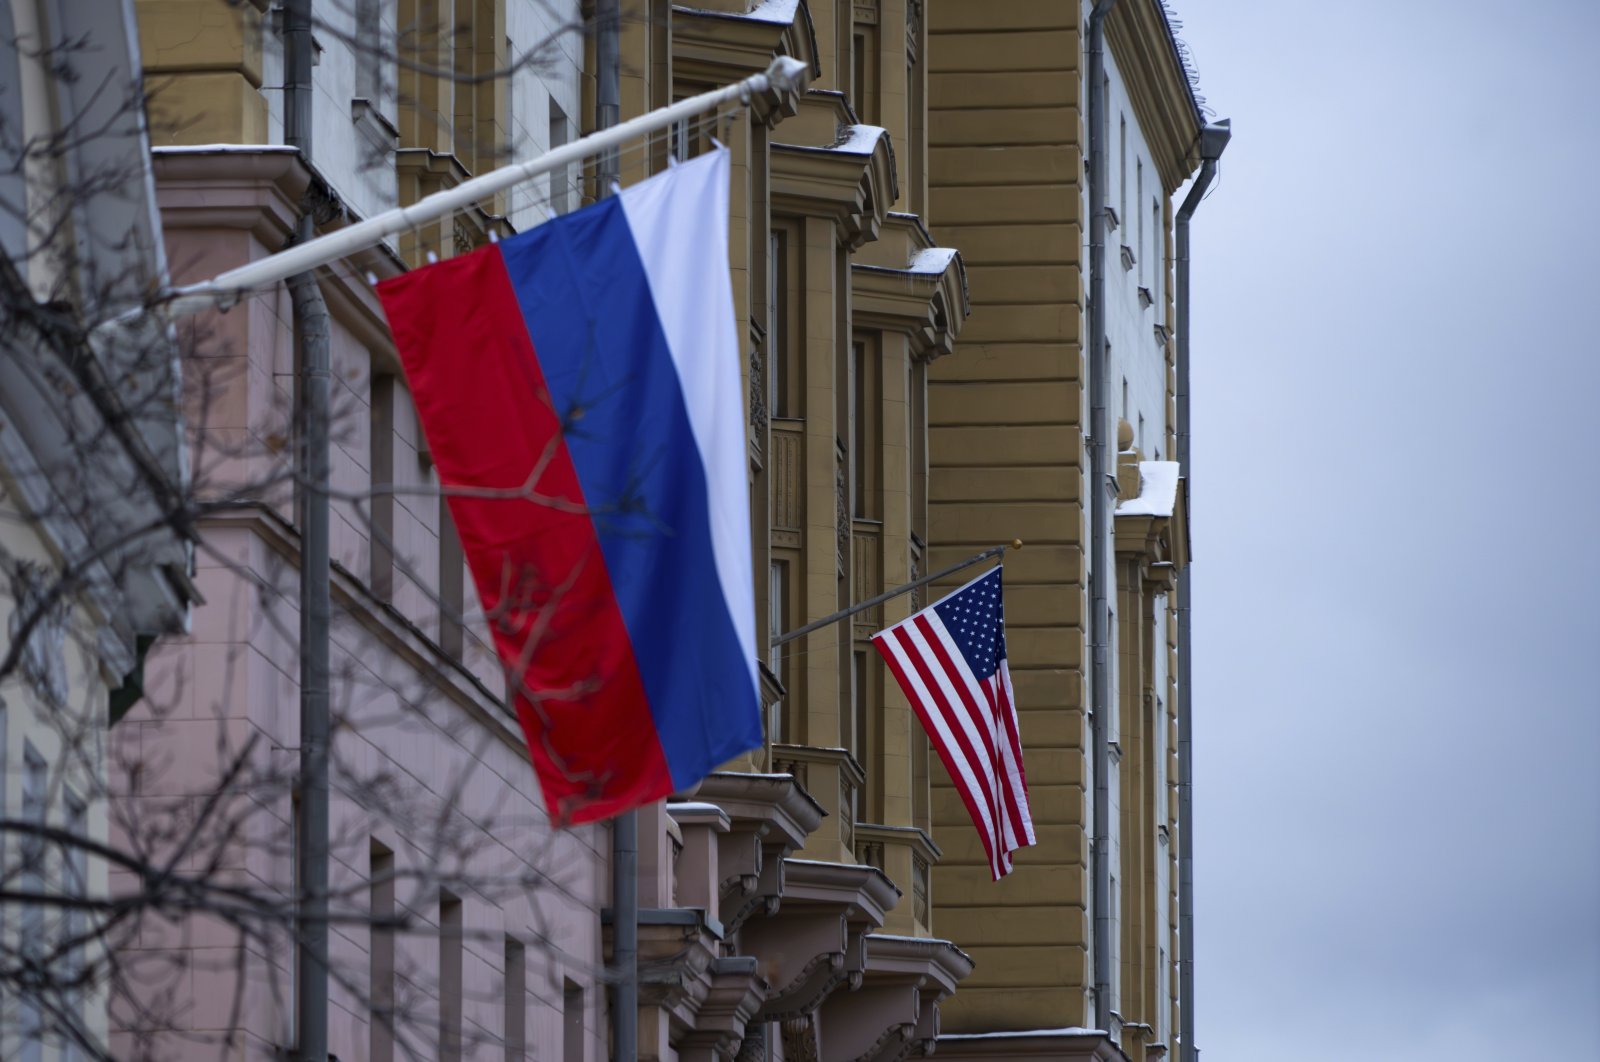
[[872, 566, 1035, 880]]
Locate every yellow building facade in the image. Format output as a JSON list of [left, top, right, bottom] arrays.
[[926, 2, 1204, 1060]]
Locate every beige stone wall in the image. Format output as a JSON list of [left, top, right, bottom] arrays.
[[927, 0, 1094, 1032]]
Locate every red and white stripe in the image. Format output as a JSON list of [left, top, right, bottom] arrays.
[[873, 610, 1035, 880]]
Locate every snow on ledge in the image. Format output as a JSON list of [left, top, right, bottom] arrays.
[[676, 0, 800, 24], [152, 144, 300, 154], [940, 1027, 1109, 1040], [1115, 460, 1180, 517], [831, 123, 887, 155], [907, 247, 958, 275]]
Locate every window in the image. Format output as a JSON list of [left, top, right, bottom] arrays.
[[770, 227, 794, 417], [370, 843, 396, 1062], [1136, 160, 1145, 287], [503, 938, 526, 1060], [910, 360, 927, 543], [912, 728, 930, 834], [355, 0, 383, 101], [63, 790, 87, 1062], [852, 26, 878, 124], [1152, 198, 1161, 307], [440, 893, 463, 1061], [562, 979, 584, 1062], [548, 98, 571, 215], [769, 560, 787, 743], [768, 230, 782, 415], [851, 339, 877, 518], [852, 650, 869, 769], [20, 742, 47, 1062], [439, 499, 465, 657], [1118, 114, 1127, 227], [370, 374, 397, 600]]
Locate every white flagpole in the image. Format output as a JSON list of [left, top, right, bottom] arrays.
[[113, 56, 808, 326]]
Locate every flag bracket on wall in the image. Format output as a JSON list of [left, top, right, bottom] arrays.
[[770, 539, 1023, 649]]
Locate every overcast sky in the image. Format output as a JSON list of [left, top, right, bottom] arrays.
[[1176, 1, 1600, 1058]]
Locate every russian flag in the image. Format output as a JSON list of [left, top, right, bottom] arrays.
[[376, 149, 762, 826]]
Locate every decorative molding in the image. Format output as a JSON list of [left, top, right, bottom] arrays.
[[1107, 0, 1205, 192], [771, 420, 803, 546], [781, 1014, 821, 1062], [750, 340, 769, 436], [7, 561, 68, 707]]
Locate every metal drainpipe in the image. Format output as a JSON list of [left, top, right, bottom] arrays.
[[285, 0, 331, 1056], [1086, 0, 1119, 1035], [1175, 118, 1230, 1062], [593, 5, 637, 1062]]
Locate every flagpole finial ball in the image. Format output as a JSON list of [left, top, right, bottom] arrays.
[[1011, 539, 1023, 551]]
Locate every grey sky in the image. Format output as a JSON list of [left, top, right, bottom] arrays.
[[1177, 1, 1600, 1057]]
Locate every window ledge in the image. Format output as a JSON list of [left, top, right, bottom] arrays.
[[1120, 244, 1136, 271]]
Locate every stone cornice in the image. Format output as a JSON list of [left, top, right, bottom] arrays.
[[854, 821, 942, 865], [821, 933, 974, 1061], [671, 0, 820, 120], [936, 1029, 1126, 1062], [864, 933, 974, 995], [152, 148, 402, 364], [772, 103, 897, 249], [1107, 0, 1204, 194], [783, 858, 901, 925], [199, 509, 523, 749], [851, 213, 969, 361], [1113, 478, 1188, 574]]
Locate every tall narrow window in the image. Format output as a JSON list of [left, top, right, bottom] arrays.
[[1136, 160, 1145, 287], [548, 99, 571, 215], [852, 27, 878, 124], [768, 230, 781, 415], [370, 374, 396, 601], [62, 790, 87, 1062], [439, 893, 463, 1061], [770, 229, 790, 416], [439, 499, 465, 657], [20, 742, 47, 1062], [912, 729, 930, 833], [769, 560, 788, 743], [669, 116, 692, 162], [503, 938, 526, 1060], [853, 649, 870, 822], [852, 650, 869, 770], [852, 340, 867, 516], [562, 979, 585, 1062], [910, 360, 927, 543], [1152, 198, 1162, 307], [1118, 114, 1127, 226], [355, 0, 383, 100], [370, 843, 396, 1062], [1121, 377, 1129, 425]]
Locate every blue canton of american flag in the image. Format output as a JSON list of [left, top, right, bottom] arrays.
[[872, 567, 1035, 880]]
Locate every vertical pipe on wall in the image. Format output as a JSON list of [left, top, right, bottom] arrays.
[[286, 0, 331, 1055], [596, 0, 621, 195], [594, 5, 637, 1060], [1086, 0, 1119, 1035], [1175, 118, 1229, 1062]]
